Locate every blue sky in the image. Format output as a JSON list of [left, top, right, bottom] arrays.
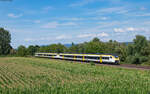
[[0, 0, 150, 48]]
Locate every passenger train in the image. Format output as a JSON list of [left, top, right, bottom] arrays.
[[35, 53, 120, 64]]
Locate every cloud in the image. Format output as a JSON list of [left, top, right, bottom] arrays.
[[56, 35, 72, 40], [88, 7, 129, 15], [70, 0, 122, 7], [126, 27, 136, 31], [140, 7, 146, 10], [42, 6, 53, 13], [114, 27, 146, 33], [55, 17, 84, 21], [8, 13, 22, 18], [114, 28, 125, 32], [41, 21, 77, 29], [91, 17, 108, 20], [34, 20, 41, 23], [135, 13, 150, 17], [97, 32, 109, 37], [77, 32, 109, 38], [70, 0, 96, 7], [41, 22, 59, 28], [77, 33, 93, 38], [24, 38, 35, 42], [24, 34, 72, 42], [24, 37, 52, 42], [61, 22, 77, 26]]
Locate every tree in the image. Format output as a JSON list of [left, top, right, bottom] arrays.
[[92, 37, 100, 42], [133, 35, 148, 55], [127, 44, 134, 55], [0, 28, 11, 55], [27, 45, 38, 56], [84, 38, 106, 54], [17, 45, 27, 56], [38, 43, 67, 53], [68, 43, 79, 53]]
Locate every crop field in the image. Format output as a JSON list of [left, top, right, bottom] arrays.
[[0, 57, 150, 94]]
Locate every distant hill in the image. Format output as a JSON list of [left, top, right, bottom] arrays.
[[121, 42, 133, 45], [40, 42, 133, 48], [64, 42, 133, 47], [64, 44, 72, 47]]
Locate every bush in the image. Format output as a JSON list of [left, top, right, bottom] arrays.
[[125, 54, 149, 64], [125, 55, 133, 64], [139, 56, 148, 62], [125, 55, 140, 64], [132, 56, 140, 64]]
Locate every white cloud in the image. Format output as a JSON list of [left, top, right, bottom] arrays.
[[56, 35, 72, 40], [41, 22, 59, 28], [88, 7, 129, 15], [43, 6, 53, 10], [70, 0, 95, 7], [114, 27, 144, 33], [8, 13, 22, 18], [77, 32, 109, 38], [56, 17, 84, 21], [41, 21, 77, 29], [126, 27, 136, 31], [24, 34, 71, 42], [24, 37, 52, 42], [92, 17, 108, 20], [70, 0, 121, 7], [61, 22, 77, 26], [140, 7, 146, 10], [42, 6, 54, 13], [34, 20, 41, 23], [97, 32, 109, 37], [24, 38, 35, 42], [114, 28, 125, 32], [135, 13, 150, 17], [77, 33, 93, 38]]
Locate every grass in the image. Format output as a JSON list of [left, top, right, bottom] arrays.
[[0, 57, 150, 94]]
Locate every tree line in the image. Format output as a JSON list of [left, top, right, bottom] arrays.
[[1, 27, 150, 64]]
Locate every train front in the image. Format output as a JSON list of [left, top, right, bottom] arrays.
[[114, 55, 120, 64]]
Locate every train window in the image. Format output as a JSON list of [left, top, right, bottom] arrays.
[[85, 56, 99, 59], [45, 54, 56, 56], [102, 57, 109, 60], [76, 56, 83, 58], [115, 56, 118, 58], [64, 55, 74, 58]]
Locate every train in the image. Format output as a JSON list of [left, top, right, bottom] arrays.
[[35, 53, 120, 64]]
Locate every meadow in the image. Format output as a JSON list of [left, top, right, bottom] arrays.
[[0, 57, 150, 94]]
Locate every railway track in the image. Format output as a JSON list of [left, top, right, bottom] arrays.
[[104, 64, 150, 70], [48, 58, 150, 70], [91, 63, 150, 70]]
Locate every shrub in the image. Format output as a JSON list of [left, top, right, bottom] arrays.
[[125, 55, 141, 64], [132, 55, 140, 64], [139, 56, 148, 63], [125, 55, 133, 64]]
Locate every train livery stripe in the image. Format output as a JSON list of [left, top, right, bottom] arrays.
[[63, 55, 64, 59], [100, 56, 102, 63], [74, 55, 76, 60], [82, 55, 85, 61]]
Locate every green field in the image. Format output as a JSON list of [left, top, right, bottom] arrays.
[[0, 57, 150, 94]]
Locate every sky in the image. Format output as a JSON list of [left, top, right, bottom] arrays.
[[0, 0, 150, 48]]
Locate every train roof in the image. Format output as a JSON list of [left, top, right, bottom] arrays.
[[61, 53, 118, 56], [36, 52, 119, 57]]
